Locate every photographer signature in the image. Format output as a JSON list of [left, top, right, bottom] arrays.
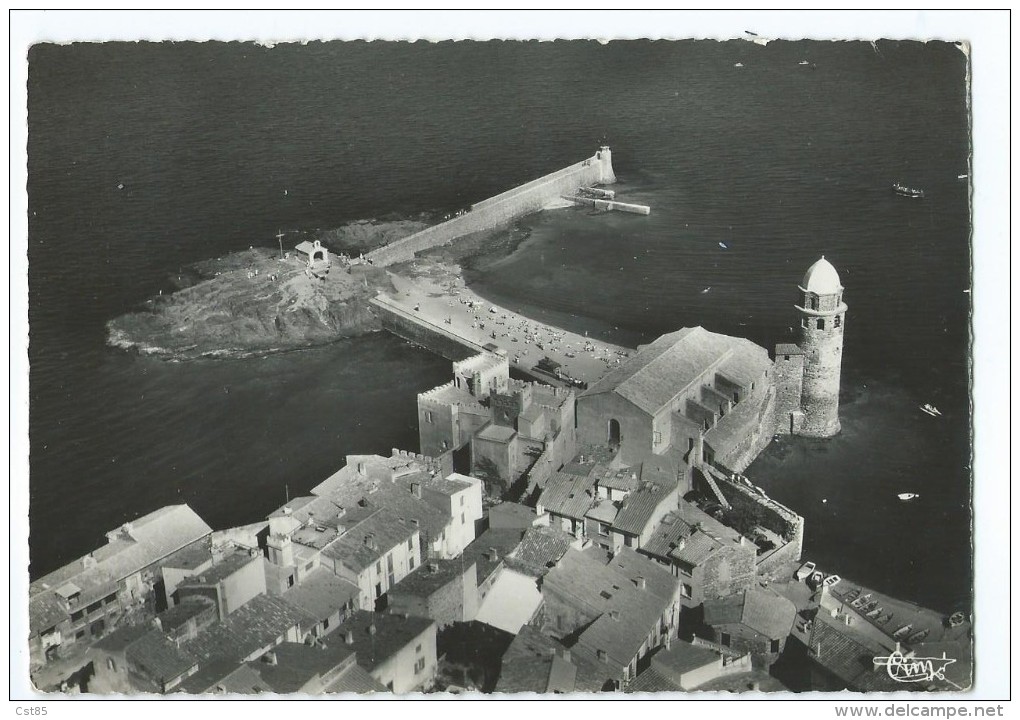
[[873, 650, 956, 683]]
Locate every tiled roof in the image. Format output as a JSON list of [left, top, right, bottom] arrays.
[[389, 558, 473, 597], [178, 657, 248, 694], [808, 612, 902, 692], [506, 526, 576, 577], [611, 482, 676, 536], [91, 622, 152, 653], [582, 327, 771, 416], [640, 512, 693, 560], [624, 667, 682, 693], [246, 641, 356, 694], [324, 663, 389, 694], [157, 597, 216, 633], [125, 629, 199, 684], [671, 532, 722, 566], [605, 547, 679, 605], [649, 640, 721, 679], [161, 537, 214, 571], [30, 505, 213, 634], [585, 500, 620, 524], [320, 507, 417, 573], [693, 669, 790, 693], [775, 343, 803, 356], [333, 611, 434, 672], [495, 625, 602, 694], [598, 467, 641, 492], [538, 471, 597, 521], [573, 589, 669, 671], [461, 528, 526, 584], [281, 568, 359, 622], [183, 594, 315, 664], [704, 588, 796, 640]]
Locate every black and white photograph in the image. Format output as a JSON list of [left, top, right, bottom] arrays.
[[10, 10, 1009, 707]]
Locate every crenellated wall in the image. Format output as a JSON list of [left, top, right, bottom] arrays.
[[366, 149, 615, 266]]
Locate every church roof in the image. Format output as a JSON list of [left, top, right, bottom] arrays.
[[800, 256, 843, 295], [581, 327, 771, 416]]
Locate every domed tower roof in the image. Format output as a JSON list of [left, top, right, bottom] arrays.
[[801, 256, 843, 295]]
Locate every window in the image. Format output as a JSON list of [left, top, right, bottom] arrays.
[[599, 523, 610, 537], [71, 610, 84, 622], [624, 535, 634, 548], [835, 315, 842, 328], [425, 411, 433, 424], [415, 644, 422, 653], [375, 583, 383, 598], [103, 593, 117, 605], [414, 657, 426, 674], [75, 630, 86, 641], [802, 318, 809, 329], [770, 638, 781, 653], [387, 554, 394, 572], [287, 575, 295, 588], [407, 537, 413, 551], [460, 496, 464, 506], [376, 560, 382, 574], [681, 583, 692, 599], [323, 618, 330, 630], [87, 601, 102, 614], [810, 297, 818, 310], [816, 318, 825, 330], [721, 632, 731, 646], [653, 431, 662, 444], [461, 512, 465, 524], [305, 561, 314, 571], [409, 556, 416, 571]]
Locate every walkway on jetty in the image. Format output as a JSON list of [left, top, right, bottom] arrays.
[[373, 272, 632, 388]]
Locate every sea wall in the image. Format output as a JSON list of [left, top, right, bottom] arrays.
[[366, 151, 612, 266], [374, 297, 480, 361]]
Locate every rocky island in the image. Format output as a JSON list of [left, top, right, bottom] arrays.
[[106, 219, 429, 358]]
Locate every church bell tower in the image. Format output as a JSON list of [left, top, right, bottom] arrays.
[[796, 256, 847, 437]]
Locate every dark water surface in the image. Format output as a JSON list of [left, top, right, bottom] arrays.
[[28, 40, 970, 611]]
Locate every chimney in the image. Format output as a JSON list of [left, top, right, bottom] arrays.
[[488, 547, 499, 561], [358, 462, 366, 476], [344, 630, 355, 645], [263, 651, 278, 666], [633, 577, 646, 590], [597, 649, 608, 663], [560, 648, 571, 663], [368, 624, 377, 636], [608, 610, 620, 621], [82, 554, 97, 570], [152, 617, 163, 632]]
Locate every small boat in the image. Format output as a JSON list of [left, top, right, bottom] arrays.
[[701, 286, 711, 294], [893, 182, 925, 198], [851, 593, 872, 609], [718, 241, 728, 249], [799, 60, 810, 65], [957, 173, 968, 179], [734, 62, 744, 68], [920, 403, 942, 416], [898, 492, 919, 501], [907, 629, 930, 644], [866, 606, 884, 619], [948, 611, 966, 627], [892, 624, 913, 639]]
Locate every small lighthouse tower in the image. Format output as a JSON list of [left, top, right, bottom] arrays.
[[796, 256, 847, 437], [596, 145, 617, 184]]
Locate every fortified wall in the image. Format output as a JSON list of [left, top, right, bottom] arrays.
[[366, 147, 615, 266]]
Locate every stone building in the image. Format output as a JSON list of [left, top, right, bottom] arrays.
[[576, 326, 776, 475], [28, 504, 213, 671], [702, 587, 798, 666], [418, 352, 576, 496], [294, 239, 330, 271], [775, 256, 848, 438]]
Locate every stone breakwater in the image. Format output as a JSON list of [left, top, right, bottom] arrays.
[[366, 147, 616, 266]]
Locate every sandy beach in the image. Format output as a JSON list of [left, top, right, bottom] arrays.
[[378, 263, 633, 387]]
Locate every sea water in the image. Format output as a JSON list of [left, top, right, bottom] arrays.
[[27, 40, 970, 611]]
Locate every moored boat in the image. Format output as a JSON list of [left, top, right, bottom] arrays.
[[893, 182, 925, 198]]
